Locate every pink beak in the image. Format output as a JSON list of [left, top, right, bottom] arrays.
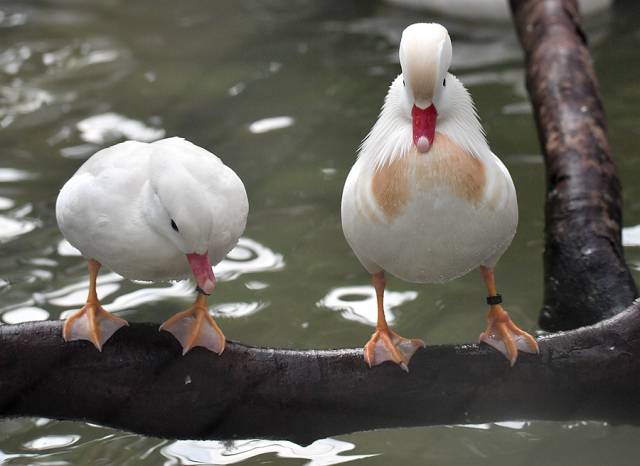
[[412, 104, 438, 153], [186, 252, 216, 295]]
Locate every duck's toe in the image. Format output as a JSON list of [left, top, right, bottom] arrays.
[[63, 303, 128, 351], [479, 306, 538, 365], [364, 328, 425, 372], [160, 298, 225, 355]]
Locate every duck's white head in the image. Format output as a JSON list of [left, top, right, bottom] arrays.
[[399, 23, 452, 153], [143, 141, 222, 294]]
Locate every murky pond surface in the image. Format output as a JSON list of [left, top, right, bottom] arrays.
[[2, 0, 640, 464]]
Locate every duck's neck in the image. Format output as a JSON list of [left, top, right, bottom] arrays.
[[358, 74, 490, 172]]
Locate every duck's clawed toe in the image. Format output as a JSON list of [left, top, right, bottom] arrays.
[[479, 306, 538, 366], [364, 328, 425, 372], [63, 303, 128, 351], [160, 299, 225, 355]]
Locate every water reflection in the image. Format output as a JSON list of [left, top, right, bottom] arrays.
[[161, 438, 375, 466], [2, 306, 49, 324], [211, 301, 266, 318], [23, 434, 80, 451], [0, 197, 15, 210], [0, 215, 39, 243], [3, 237, 283, 323], [457, 421, 528, 430], [0, 168, 34, 182], [622, 225, 640, 247], [0, 34, 132, 131], [0, 81, 53, 128], [383, 0, 612, 22], [333, 15, 521, 70], [0, 9, 27, 28], [216, 237, 285, 281], [317, 286, 418, 326], [248, 116, 295, 134], [77, 112, 165, 145], [57, 237, 285, 282]]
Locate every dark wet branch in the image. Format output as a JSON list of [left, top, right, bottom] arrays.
[[1, 307, 640, 443], [510, 0, 638, 331]]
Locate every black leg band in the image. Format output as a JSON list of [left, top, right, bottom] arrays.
[[195, 286, 210, 296], [486, 294, 502, 305]]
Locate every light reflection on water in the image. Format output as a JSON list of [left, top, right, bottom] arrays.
[[23, 434, 80, 451], [317, 285, 418, 326], [161, 438, 375, 466], [248, 116, 295, 134], [76, 112, 165, 145], [0, 215, 39, 243], [1, 237, 284, 323], [622, 225, 640, 247]]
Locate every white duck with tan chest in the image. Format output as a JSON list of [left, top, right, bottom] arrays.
[[342, 23, 538, 370], [56, 137, 248, 355]]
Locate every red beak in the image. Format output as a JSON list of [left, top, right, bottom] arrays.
[[186, 252, 216, 294], [412, 104, 438, 153]]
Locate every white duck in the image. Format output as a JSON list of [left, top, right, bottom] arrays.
[[341, 23, 538, 371], [385, 0, 612, 21], [56, 137, 248, 354]]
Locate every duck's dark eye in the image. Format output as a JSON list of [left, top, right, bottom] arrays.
[[402, 79, 405, 87], [170, 219, 179, 232], [443, 78, 446, 87]]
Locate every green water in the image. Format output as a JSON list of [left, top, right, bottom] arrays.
[[2, 0, 640, 464]]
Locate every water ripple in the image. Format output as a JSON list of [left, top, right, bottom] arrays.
[[23, 434, 81, 451], [77, 112, 166, 145], [317, 285, 418, 326], [216, 237, 285, 281], [2, 306, 49, 324], [0, 80, 54, 128], [160, 438, 375, 466], [211, 301, 266, 318], [622, 225, 640, 247], [1, 237, 283, 322], [248, 116, 294, 134], [0, 214, 39, 243]]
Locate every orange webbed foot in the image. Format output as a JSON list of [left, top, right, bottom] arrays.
[[63, 302, 129, 351], [160, 294, 225, 355], [479, 305, 539, 365], [364, 328, 425, 372]]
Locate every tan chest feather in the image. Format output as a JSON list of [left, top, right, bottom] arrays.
[[371, 132, 486, 220]]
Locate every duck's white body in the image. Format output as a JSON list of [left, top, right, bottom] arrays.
[[342, 33, 517, 285], [56, 137, 248, 283], [386, 0, 611, 21], [344, 23, 536, 370]]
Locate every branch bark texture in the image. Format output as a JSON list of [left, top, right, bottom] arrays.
[[510, 0, 638, 331], [1, 308, 640, 443]]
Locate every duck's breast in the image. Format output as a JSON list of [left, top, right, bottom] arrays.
[[342, 132, 517, 283]]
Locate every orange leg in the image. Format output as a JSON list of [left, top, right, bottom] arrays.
[[62, 259, 129, 351], [160, 293, 225, 355], [478, 266, 538, 365], [363, 271, 425, 372]]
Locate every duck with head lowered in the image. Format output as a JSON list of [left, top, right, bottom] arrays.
[[341, 23, 538, 371], [56, 137, 248, 354]]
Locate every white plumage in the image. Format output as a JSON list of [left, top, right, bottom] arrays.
[[342, 73, 517, 283], [57, 137, 248, 282], [341, 23, 536, 370], [56, 137, 248, 354]]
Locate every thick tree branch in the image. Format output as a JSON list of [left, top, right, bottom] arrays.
[[510, 0, 638, 331], [1, 306, 640, 443]]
